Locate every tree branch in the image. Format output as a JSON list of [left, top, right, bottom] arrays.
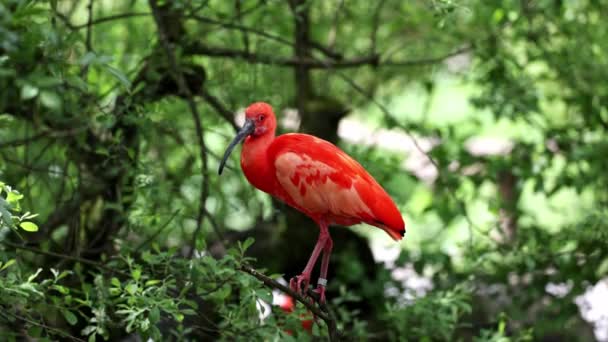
[[186, 14, 342, 60], [239, 264, 340, 341], [186, 43, 378, 69], [74, 12, 150, 29], [186, 43, 470, 69]]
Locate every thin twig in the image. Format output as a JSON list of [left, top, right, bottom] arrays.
[[0, 311, 86, 342], [186, 14, 342, 60], [1, 241, 129, 278], [0, 127, 88, 149], [148, 0, 210, 259], [135, 210, 181, 252], [73, 12, 150, 29]]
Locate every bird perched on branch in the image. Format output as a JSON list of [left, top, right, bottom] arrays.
[[219, 102, 405, 304]]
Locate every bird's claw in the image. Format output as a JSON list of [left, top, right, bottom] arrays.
[[313, 285, 326, 305], [289, 274, 310, 295]]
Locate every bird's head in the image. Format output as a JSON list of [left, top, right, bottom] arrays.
[[244, 102, 276, 137], [218, 102, 276, 175]]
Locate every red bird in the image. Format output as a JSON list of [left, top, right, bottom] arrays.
[[219, 102, 405, 303]]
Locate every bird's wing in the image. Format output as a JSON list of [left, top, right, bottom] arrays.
[[269, 134, 404, 239]]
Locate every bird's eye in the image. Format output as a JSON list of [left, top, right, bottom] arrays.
[[258, 115, 265, 122]]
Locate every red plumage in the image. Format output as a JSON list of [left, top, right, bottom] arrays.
[[219, 102, 405, 303]]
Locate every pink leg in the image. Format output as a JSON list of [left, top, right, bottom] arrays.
[[314, 237, 333, 304], [290, 222, 330, 295]]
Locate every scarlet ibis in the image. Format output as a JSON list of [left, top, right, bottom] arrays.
[[219, 102, 405, 303]]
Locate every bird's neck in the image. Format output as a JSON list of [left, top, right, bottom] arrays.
[[241, 132, 275, 194]]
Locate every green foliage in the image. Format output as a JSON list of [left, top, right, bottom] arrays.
[[383, 284, 473, 341], [0, 182, 38, 233]]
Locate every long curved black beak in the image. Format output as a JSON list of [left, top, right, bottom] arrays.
[[218, 119, 255, 175]]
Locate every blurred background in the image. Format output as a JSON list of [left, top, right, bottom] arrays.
[[1, 0, 607, 340]]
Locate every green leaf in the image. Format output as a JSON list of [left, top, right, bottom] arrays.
[[125, 283, 138, 294], [0, 259, 15, 271], [27, 325, 42, 338], [103, 64, 131, 91], [61, 309, 78, 325], [39, 91, 62, 110], [20, 84, 39, 100], [0, 200, 13, 226], [145, 279, 161, 287], [241, 237, 255, 252], [52, 285, 70, 295], [20, 221, 39, 232], [131, 268, 141, 281], [6, 190, 23, 206], [149, 307, 160, 323], [111, 277, 121, 288], [181, 309, 197, 316]]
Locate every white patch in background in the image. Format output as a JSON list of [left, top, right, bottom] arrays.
[[256, 297, 272, 321], [545, 281, 573, 298], [256, 277, 291, 322], [48, 164, 63, 178], [391, 265, 434, 302], [370, 243, 401, 268], [337, 118, 518, 184], [337, 118, 441, 184], [465, 137, 514, 156], [370, 241, 433, 303], [280, 108, 301, 130], [234, 109, 245, 127], [576, 279, 608, 341], [271, 278, 290, 306]]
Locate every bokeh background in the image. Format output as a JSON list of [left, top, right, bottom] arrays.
[[1, 0, 607, 340]]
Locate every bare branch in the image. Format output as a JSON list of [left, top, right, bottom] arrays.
[[73, 12, 150, 29], [186, 43, 379, 68], [380, 45, 472, 67], [186, 14, 342, 60], [186, 43, 470, 69]]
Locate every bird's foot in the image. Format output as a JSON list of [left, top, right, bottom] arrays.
[[289, 273, 310, 295], [313, 285, 326, 305]]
